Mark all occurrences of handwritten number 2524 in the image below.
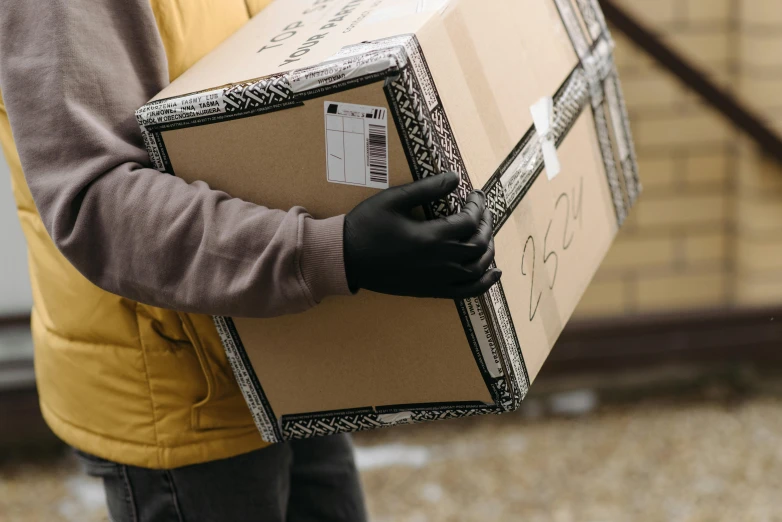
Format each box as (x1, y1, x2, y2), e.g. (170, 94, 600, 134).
(520, 177, 584, 322)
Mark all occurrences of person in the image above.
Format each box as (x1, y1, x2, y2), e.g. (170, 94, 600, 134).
(0, 0, 499, 520)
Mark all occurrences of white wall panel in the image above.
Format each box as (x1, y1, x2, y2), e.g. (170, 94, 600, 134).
(0, 148, 33, 316)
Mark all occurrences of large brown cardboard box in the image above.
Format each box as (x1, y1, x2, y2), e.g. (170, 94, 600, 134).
(137, 0, 640, 442)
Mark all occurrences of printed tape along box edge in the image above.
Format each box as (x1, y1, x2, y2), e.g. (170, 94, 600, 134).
(136, 0, 640, 443)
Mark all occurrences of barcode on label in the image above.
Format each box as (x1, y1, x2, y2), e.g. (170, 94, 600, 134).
(367, 124, 388, 185)
(324, 101, 390, 190)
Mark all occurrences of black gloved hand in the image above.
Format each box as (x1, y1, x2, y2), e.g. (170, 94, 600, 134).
(344, 171, 501, 299)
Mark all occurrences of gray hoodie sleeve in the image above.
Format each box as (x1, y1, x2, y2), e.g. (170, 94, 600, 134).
(0, 0, 351, 318)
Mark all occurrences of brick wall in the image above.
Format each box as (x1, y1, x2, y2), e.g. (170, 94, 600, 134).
(576, 0, 782, 318)
(734, 2, 782, 307)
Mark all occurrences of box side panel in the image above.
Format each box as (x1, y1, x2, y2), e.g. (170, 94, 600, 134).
(414, 0, 580, 189)
(401, 0, 621, 397)
(235, 292, 492, 417)
(493, 113, 618, 382)
(474, 0, 639, 382)
(162, 81, 496, 426)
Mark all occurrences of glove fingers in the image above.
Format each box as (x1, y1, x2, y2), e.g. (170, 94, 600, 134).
(432, 207, 493, 261)
(461, 239, 496, 281)
(384, 171, 460, 211)
(434, 240, 495, 283)
(467, 207, 494, 255)
(447, 268, 503, 299)
(427, 190, 486, 240)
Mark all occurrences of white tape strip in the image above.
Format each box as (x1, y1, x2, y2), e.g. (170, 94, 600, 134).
(530, 96, 561, 180)
(378, 412, 414, 425)
(287, 49, 404, 93)
(365, 0, 450, 24)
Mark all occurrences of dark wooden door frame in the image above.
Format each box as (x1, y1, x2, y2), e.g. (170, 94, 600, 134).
(549, 307, 782, 374)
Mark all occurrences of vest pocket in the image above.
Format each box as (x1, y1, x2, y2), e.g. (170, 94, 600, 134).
(178, 313, 216, 428)
(179, 313, 255, 430)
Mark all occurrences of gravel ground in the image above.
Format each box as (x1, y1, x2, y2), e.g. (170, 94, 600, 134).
(3, 386, 782, 521)
(357, 397, 782, 522)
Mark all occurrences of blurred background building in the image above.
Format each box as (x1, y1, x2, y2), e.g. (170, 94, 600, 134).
(0, 161, 31, 318)
(0, 130, 34, 383)
(2, 0, 782, 520)
(578, 0, 782, 317)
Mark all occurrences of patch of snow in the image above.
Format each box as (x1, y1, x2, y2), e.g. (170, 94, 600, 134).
(354, 444, 431, 470)
(548, 389, 598, 417)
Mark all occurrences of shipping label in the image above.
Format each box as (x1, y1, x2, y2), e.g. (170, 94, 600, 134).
(324, 101, 390, 189)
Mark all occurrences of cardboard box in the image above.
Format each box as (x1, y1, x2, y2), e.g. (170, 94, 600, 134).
(137, 0, 640, 442)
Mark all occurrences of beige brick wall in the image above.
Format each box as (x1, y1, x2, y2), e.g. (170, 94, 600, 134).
(575, 0, 772, 318)
(735, 144, 782, 306)
(733, 2, 782, 308)
(740, 1, 782, 25)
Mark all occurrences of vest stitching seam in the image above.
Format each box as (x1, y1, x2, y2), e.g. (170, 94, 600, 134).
(41, 401, 261, 449)
(178, 313, 217, 430)
(135, 302, 164, 467)
(33, 311, 138, 350)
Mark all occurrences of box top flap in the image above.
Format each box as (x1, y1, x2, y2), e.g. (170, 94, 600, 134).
(152, 0, 450, 101)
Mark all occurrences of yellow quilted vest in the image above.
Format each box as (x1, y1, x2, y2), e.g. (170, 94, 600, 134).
(0, 0, 274, 469)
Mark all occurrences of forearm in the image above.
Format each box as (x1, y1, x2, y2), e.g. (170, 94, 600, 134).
(51, 162, 348, 317)
(0, 0, 349, 317)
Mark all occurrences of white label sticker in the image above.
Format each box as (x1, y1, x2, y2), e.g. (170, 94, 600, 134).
(324, 101, 389, 189)
(530, 96, 562, 180)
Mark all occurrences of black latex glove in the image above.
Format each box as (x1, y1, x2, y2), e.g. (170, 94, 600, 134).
(344, 171, 501, 299)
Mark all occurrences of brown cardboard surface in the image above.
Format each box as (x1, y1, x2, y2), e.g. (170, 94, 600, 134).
(236, 293, 491, 417)
(415, 0, 579, 186)
(163, 83, 404, 216)
(493, 114, 618, 383)
(139, 0, 638, 434)
(165, 81, 493, 416)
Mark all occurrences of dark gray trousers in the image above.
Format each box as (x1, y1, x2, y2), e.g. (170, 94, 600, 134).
(75, 434, 367, 522)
